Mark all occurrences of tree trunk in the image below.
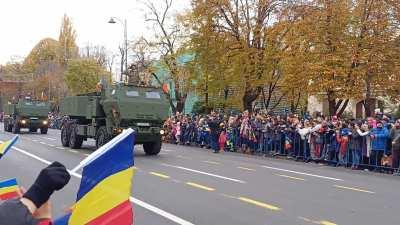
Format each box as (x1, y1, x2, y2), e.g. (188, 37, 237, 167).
(327, 92, 336, 117)
(364, 70, 373, 117)
(176, 98, 186, 113)
(174, 85, 187, 113)
(336, 99, 350, 117)
(242, 86, 261, 112)
(290, 91, 301, 113)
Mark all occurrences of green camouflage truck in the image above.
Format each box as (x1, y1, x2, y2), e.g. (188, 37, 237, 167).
(3, 99, 51, 134)
(59, 83, 169, 155)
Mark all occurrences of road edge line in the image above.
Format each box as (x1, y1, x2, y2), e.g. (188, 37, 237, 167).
(7, 144, 195, 225)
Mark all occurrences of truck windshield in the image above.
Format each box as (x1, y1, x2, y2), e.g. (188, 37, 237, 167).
(126, 91, 139, 97)
(145, 92, 161, 99)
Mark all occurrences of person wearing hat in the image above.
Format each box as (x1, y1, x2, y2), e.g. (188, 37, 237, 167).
(0, 162, 71, 225)
(208, 112, 222, 153)
(370, 121, 390, 170)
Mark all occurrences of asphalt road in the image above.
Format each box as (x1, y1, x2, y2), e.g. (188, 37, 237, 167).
(1, 123, 399, 225)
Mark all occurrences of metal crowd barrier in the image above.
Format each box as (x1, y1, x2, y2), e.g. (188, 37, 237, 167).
(167, 126, 399, 174)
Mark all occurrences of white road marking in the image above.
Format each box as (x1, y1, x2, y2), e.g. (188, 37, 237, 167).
(39, 142, 46, 145)
(44, 137, 57, 141)
(176, 155, 192, 160)
(2, 142, 195, 225)
(261, 165, 343, 181)
(164, 149, 174, 152)
(162, 163, 246, 184)
(130, 197, 194, 225)
(203, 160, 220, 165)
(32, 139, 39, 142)
(56, 147, 66, 150)
(47, 144, 56, 147)
(69, 150, 79, 154)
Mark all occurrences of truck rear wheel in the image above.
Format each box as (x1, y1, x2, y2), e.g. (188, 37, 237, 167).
(40, 127, 48, 134)
(6, 123, 12, 132)
(69, 124, 83, 149)
(143, 139, 162, 155)
(12, 122, 20, 134)
(96, 126, 110, 149)
(61, 125, 70, 147)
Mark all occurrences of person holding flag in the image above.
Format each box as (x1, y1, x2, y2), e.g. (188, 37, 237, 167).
(54, 128, 135, 225)
(0, 162, 71, 225)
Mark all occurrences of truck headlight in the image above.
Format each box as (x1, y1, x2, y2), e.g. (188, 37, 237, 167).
(160, 129, 165, 135)
(43, 120, 48, 125)
(21, 120, 26, 124)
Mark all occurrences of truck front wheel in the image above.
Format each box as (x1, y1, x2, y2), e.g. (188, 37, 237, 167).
(61, 125, 70, 147)
(96, 126, 110, 149)
(40, 127, 48, 134)
(69, 124, 83, 149)
(143, 139, 162, 155)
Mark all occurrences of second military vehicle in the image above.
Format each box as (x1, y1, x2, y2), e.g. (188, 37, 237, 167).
(60, 83, 169, 155)
(3, 98, 51, 134)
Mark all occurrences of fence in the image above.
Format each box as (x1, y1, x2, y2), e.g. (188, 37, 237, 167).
(167, 126, 400, 174)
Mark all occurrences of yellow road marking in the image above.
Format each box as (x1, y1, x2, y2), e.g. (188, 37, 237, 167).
(298, 217, 337, 225)
(186, 182, 215, 191)
(203, 160, 220, 165)
(276, 174, 306, 181)
(319, 221, 337, 225)
(237, 166, 255, 171)
(238, 197, 281, 211)
(149, 172, 170, 179)
(334, 185, 375, 194)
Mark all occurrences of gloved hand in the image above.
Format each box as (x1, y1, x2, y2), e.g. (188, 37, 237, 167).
(23, 161, 71, 208)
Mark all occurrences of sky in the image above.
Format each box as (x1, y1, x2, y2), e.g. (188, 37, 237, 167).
(0, 0, 189, 66)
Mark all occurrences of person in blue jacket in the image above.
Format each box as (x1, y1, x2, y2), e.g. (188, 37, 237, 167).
(370, 121, 390, 169)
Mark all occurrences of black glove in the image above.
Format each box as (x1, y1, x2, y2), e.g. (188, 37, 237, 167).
(23, 161, 71, 208)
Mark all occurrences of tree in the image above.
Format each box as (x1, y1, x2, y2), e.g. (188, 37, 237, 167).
(64, 59, 111, 95)
(23, 38, 60, 74)
(58, 14, 79, 66)
(349, 0, 400, 116)
(80, 43, 110, 67)
(188, 0, 289, 111)
(143, 0, 189, 113)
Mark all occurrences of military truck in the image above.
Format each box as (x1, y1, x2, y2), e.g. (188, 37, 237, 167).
(59, 83, 169, 155)
(3, 99, 51, 134)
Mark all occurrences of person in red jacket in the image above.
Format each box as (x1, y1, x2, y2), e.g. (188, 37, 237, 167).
(0, 162, 71, 225)
(219, 129, 227, 152)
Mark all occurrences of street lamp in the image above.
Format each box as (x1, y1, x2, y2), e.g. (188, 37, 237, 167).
(108, 17, 128, 82)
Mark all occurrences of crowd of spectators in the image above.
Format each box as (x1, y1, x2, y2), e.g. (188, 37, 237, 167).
(163, 110, 400, 174)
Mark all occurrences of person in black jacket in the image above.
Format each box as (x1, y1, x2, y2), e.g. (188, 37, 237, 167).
(208, 112, 221, 153)
(0, 162, 70, 225)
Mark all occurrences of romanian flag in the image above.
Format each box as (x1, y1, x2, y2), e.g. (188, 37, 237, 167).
(0, 136, 18, 159)
(55, 128, 135, 225)
(0, 178, 19, 200)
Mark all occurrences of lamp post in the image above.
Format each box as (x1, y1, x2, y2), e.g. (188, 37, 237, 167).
(108, 17, 128, 82)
